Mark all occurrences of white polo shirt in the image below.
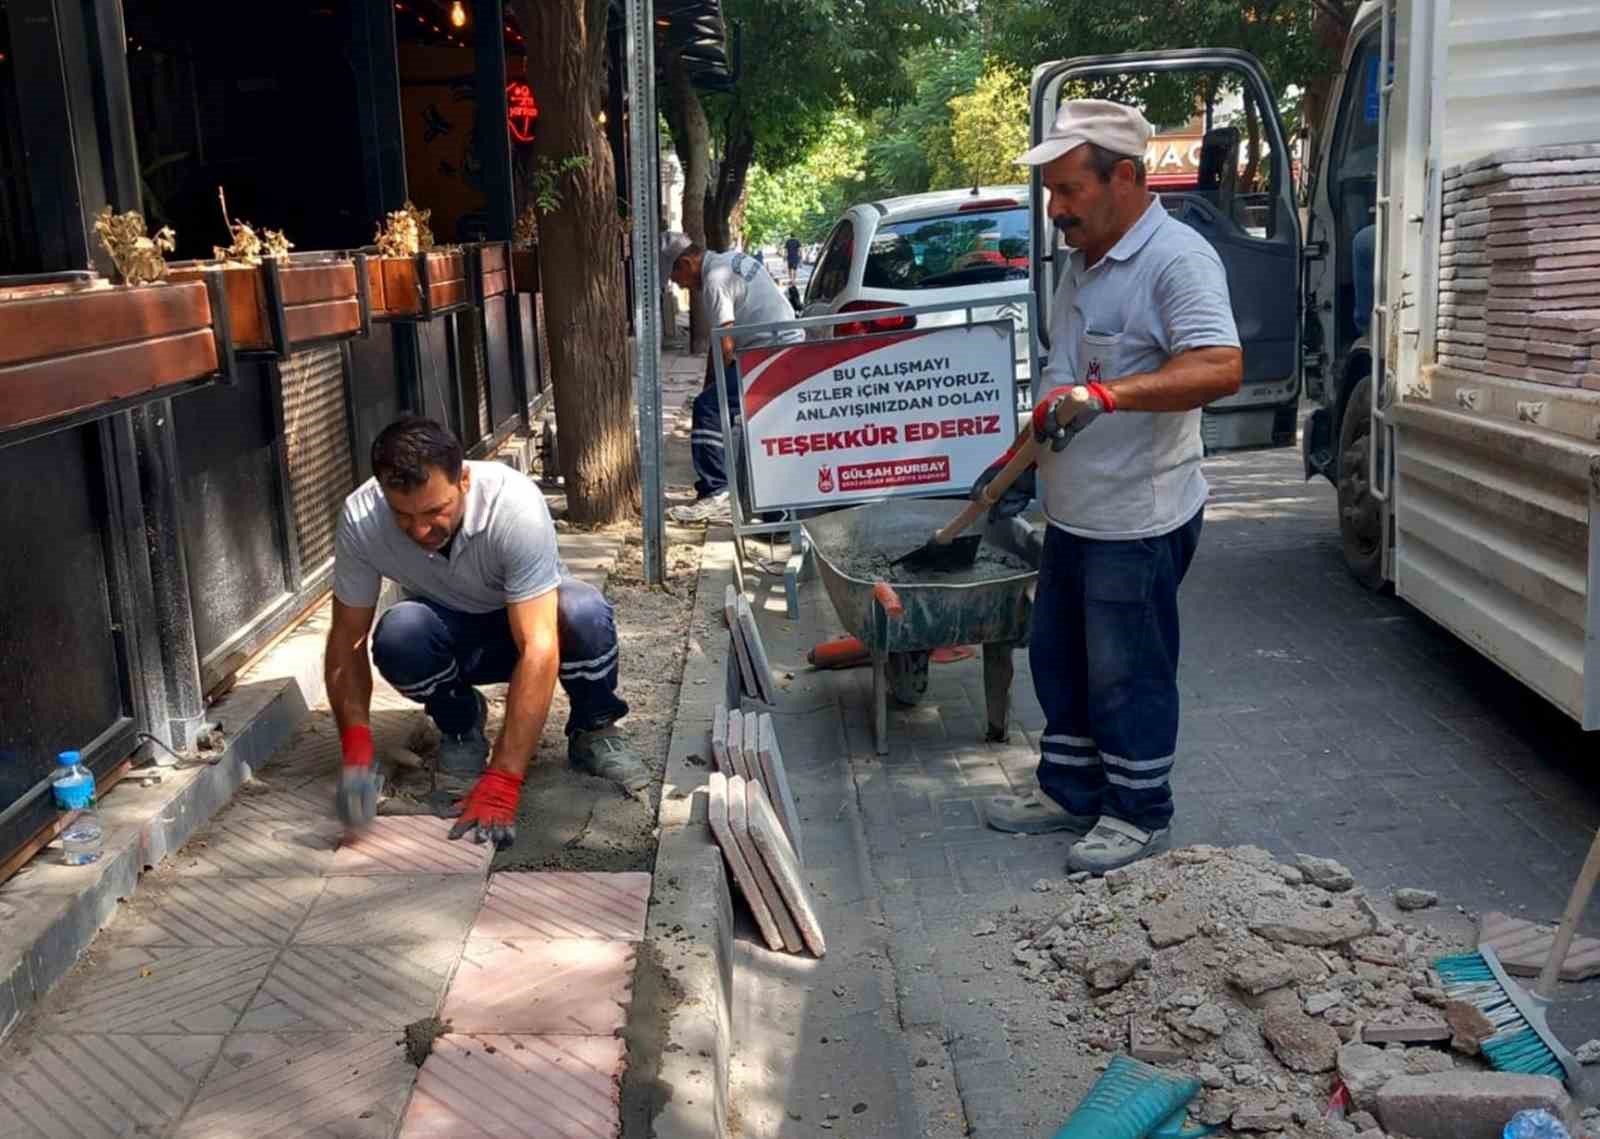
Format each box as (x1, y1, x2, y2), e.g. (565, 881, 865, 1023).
(1037, 196, 1240, 540)
(332, 461, 563, 614)
(701, 251, 804, 349)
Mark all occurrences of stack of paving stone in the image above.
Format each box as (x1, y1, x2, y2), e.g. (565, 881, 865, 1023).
(1438, 146, 1600, 390)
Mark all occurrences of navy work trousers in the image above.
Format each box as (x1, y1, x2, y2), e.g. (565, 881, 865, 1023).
(1030, 509, 1203, 833)
(690, 354, 741, 499)
(371, 579, 628, 738)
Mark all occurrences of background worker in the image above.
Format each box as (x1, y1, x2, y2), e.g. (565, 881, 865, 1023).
(976, 100, 1243, 874)
(784, 234, 803, 284)
(327, 417, 644, 849)
(660, 231, 804, 524)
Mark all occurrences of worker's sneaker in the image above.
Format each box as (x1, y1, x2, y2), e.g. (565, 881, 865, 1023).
(435, 690, 489, 794)
(982, 790, 1097, 835)
(1066, 816, 1170, 875)
(668, 491, 731, 525)
(570, 726, 651, 793)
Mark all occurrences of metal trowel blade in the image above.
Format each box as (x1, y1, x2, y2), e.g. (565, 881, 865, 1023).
(890, 532, 984, 572)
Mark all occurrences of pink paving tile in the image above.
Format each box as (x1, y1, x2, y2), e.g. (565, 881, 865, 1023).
(331, 816, 494, 876)
(443, 939, 635, 1035)
(399, 1034, 624, 1139)
(469, 872, 651, 942)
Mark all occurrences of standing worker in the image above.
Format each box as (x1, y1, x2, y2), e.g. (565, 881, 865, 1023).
(784, 234, 803, 285)
(660, 232, 804, 524)
(328, 417, 646, 849)
(977, 100, 1243, 873)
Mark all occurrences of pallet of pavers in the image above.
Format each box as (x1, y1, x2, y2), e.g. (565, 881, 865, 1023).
(1440, 144, 1600, 388)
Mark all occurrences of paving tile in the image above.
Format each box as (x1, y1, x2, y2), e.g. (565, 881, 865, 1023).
(746, 781, 826, 958)
(237, 942, 458, 1031)
(45, 946, 275, 1034)
(174, 1033, 413, 1138)
(399, 1034, 624, 1138)
(707, 772, 787, 952)
(470, 872, 651, 942)
(171, 811, 341, 877)
(113, 877, 325, 946)
(330, 816, 495, 876)
(1480, 910, 1600, 980)
(0, 1034, 224, 1138)
(295, 874, 485, 944)
(443, 939, 636, 1035)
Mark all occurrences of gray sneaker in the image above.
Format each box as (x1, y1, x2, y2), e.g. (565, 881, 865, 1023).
(570, 727, 650, 793)
(1066, 816, 1170, 875)
(982, 791, 1097, 835)
(436, 690, 489, 785)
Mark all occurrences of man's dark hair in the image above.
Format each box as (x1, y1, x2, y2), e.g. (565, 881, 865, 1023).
(371, 416, 464, 491)
(1085, 143, 1147, 186)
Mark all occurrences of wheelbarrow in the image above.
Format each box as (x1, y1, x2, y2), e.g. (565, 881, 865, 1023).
(802, 499, 1042, 755)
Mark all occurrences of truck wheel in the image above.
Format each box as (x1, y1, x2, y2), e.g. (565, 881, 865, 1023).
(887, 651, 930, 706)
(1337, 376, 1385, 591)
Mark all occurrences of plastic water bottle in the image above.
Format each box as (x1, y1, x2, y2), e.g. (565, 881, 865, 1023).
(1503, 1109, 1571, 1139)
(51, 751, 103, 866)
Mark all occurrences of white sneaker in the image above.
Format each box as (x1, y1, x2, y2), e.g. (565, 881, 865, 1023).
(668, 492, 731, 524)
(1066, 816, 1170, 874)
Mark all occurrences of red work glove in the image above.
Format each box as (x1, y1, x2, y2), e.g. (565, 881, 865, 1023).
(1031, 382, 1116, 452)
(334, 725, 378, 831)
(447, 768, 524, 849)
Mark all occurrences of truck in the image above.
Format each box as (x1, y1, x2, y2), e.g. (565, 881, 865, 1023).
(1026, 0, 1600, 731)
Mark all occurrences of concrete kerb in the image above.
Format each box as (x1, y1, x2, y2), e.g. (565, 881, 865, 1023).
(625, 530, 740, 1139)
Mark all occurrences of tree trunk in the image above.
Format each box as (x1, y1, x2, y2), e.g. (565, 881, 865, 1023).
(1242, 94, 1262, 194)
(516, 0, 641, 525)
(1301, 2, 1357, 190)
(662, 51, 711, 354)
(705, 115, 755, 252)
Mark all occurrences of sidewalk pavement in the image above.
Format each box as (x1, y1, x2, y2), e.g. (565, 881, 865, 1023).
(0, 529, 647, 1139)
(720, 440, 1600, 1136)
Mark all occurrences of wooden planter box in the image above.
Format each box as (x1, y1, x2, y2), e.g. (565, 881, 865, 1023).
(0, 272, 224, 441)
(366, 250, 470, 321)
(471, 241, 511, 305)
(168, 254, 367, 357)
(510, 246, 541, 294)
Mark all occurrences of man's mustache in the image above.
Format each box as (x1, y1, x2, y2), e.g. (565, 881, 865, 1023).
(1053, 216, 1082, 235)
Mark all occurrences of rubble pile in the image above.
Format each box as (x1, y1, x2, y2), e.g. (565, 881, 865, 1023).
(992, 844, 1520, 1139)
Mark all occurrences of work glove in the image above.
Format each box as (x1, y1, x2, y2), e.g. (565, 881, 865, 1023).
(334, 724, 379, 832)
(447, 767, 523, 849)
(1032, 382, 1116, 452)
(971, 461, 1036, 525)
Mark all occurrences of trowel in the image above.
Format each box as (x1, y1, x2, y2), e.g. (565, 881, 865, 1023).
(891, 386, 1091, 572)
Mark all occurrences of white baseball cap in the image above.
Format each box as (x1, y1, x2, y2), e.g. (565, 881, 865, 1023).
(660, 231, 694, 290)
(1015, 99, 1153, 169)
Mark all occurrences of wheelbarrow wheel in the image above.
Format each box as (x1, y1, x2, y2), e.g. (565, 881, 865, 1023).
(887, 651, 930, 706)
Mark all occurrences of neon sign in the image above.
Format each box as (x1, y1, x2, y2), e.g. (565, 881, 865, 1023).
(506, 81, 538, 143)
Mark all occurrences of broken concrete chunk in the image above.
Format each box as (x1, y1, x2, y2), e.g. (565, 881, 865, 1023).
(1263, 1007, 1341, 1073)
(1392, 888, 1438, 912)
(1338, 1041, 1407, 1112)
(1197, 1061, 1228, 1089)
(1403, 1049, 1454, 1075)
(1577, 1038, 1600, 1064)
(1230, 956, 1300, 995)
(1084, 947, 1147, 992)
(1349, 934, 1408, 967)
(1362, 1007, 1450, 1045)
(1251, 902, 1376, 947)
(1141, 900, 1201, 948)
(1196, 1090, 1237, 1126)
(1231, 845, 1278, 869)
(1374, 1072, 1576, 1139)
(1186, 1002, 1231, 1038)
(1278, 865, 1306, 886)
(1231, 1097, 1296, 1132)
(1303, 990, 1344, 1016)
(971, 920, 998, 937)
(1128, 1015, 1188, 1064)
(1441, 999, 1495, 1055)
(1296, 853, 1356, 892)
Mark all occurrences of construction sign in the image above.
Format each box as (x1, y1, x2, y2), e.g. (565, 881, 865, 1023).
(736, 321, 1015, 511)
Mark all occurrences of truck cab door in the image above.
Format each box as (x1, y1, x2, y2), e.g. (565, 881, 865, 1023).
(1028, 50, 1303, 452)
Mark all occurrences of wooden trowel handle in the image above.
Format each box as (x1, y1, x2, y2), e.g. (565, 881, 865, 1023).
(932, 387, 1090, 546)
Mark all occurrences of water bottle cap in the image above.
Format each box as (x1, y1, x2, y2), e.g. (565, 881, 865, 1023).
(57, 750, 81, 766)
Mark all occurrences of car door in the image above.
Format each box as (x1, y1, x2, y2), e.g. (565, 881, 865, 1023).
(1028, 50, 1304, 451)
(801, 218, 857, 328)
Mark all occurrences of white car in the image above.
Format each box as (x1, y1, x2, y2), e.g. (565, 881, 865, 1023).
(800, 186, 1034, 400)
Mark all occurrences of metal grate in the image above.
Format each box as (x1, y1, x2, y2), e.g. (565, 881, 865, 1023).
(280, 345, 354, 574)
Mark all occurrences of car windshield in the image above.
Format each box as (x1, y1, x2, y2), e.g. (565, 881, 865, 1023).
(862, 207, 1029, 290)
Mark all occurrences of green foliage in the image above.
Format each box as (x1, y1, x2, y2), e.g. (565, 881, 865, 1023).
(742, 112, 871, 247)
(531, 154, 593, 214)
(948, 64, 1031, 188)
(863, 40, 984, 196)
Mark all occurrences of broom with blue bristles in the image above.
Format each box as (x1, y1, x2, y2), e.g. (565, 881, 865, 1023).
(1435, 827, 1600, 1088)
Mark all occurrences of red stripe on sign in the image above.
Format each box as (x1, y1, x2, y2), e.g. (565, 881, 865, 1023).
(740, 331, 930, 422)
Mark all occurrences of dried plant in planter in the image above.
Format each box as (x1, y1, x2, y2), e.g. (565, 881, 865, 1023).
(375, 200, 436, 258)
(513, 204, 539, 248)
(213, 220, 293, 264)
(94, 206, 176, 286)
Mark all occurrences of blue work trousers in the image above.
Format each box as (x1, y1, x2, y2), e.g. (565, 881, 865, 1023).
(371, 579, 628, 738)
(691, 354, 742, 499)
(1030, 510, 1203, 832)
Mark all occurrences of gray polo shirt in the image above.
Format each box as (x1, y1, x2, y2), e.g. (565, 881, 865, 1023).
(332, 461, 563, 614)
(702, 251, 804, 349)
(1036, 196, 1240, 540)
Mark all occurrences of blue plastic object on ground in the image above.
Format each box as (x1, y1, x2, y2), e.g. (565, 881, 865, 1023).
(1051, 1055, 1217, 1139)
(1504, 1108, 1571, 1138)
